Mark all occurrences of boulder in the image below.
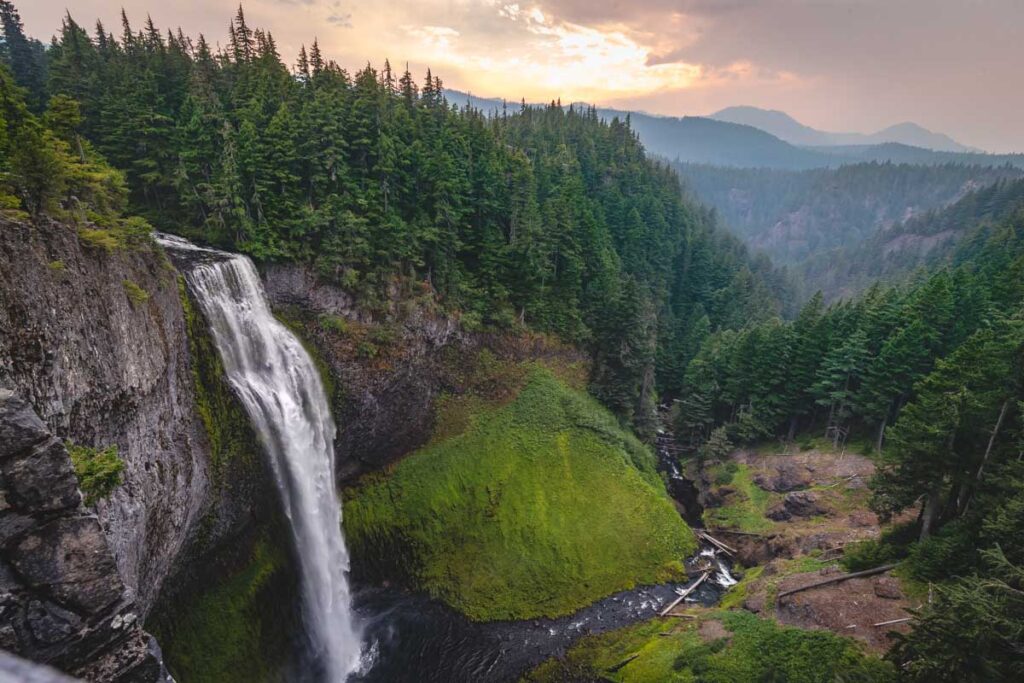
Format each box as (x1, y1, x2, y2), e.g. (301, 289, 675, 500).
(0, 391, 164, 680)
(782, 491, 826, 517)
(8, 517, 123, 614)
(2, 439, 81, 512)
(754, 462, 812, 493)
(766, 503, 792, 521)
(873, 576, 903, 600)
(0, 391, 49, 461)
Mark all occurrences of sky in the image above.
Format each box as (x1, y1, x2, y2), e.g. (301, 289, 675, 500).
(20, 1, 1024, 152)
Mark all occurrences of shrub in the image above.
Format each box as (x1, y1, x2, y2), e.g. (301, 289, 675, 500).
(904, 521, 977, 581)
(318, 314, 351, 335)
(68, 443, 124, 505)
(841, 539, 899, 572)
(368, 324, 395, 346)
(356, 340, 378, 359)
(841, 522, 917, 572)
(123, 280, 149, 305)
(78, 227, 122, 251)
(714, 459, 739, 486)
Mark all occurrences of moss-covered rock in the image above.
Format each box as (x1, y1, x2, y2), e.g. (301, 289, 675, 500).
(150, 534, 296, 683)
(343, 368, 696, 621)
(178, 276, 259, 482)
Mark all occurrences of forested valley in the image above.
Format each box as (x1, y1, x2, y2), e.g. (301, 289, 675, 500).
(1, 2, 1023, 683)
(675, 161, 1024, 301)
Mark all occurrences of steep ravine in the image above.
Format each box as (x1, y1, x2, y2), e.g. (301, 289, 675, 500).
(2, 218, 723, 681)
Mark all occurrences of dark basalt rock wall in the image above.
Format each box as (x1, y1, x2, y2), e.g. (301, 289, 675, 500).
(0, 218, 209, 615)
(0, 390, 163, 681)
(263, 263, 586, 481)
(263, 263, 468, 479)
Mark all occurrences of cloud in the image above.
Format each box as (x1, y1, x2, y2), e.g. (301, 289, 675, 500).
(326, 13, 352, 27)
(18, 0, 1024, 151)
(405, 25, 460, 50)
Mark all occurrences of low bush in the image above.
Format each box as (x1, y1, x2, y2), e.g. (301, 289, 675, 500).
(123, 280, 149, 305)
(68, 442, 124, 505)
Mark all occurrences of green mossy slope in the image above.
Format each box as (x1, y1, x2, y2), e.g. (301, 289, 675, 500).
(526, 611, 896, 682)
(343, 369, 696, 621)
(152, 537, 293, 683)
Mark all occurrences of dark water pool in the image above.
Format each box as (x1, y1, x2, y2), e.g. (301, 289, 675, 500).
(350, 550, 729, 683)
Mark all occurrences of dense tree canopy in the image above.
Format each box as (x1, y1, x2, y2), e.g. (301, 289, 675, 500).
(0, 7, 788, 436)
(674, 187, 1024, 679)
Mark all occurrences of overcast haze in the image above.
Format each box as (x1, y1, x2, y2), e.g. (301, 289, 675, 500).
(20, 1, 1024, 152)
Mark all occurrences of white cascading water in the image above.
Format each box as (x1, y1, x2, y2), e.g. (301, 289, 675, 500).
(158, 234, 362, 681)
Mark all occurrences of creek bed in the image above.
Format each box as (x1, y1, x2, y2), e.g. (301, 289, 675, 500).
(351, 542, 733, 682)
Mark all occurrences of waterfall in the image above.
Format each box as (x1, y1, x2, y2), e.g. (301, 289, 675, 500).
(158, 234, 362, 681)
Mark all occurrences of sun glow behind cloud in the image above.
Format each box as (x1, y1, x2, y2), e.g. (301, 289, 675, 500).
(21, 0, 1024, 150)
(300, 0, 794, 105)
(391, 2, 776, 101)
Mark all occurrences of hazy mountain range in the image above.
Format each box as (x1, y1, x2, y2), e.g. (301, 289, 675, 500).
(709, 105, 978, 153)
(448, 91, 1024, 170)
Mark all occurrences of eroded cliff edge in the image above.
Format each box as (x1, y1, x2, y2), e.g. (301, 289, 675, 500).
(0, 217, 208, 614)
(0, 218, 300, 679)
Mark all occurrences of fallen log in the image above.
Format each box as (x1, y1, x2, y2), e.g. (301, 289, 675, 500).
(659, 571, 711, 616)
(776, 563, 898, 601)
(697, 531, 736, 555)
(708, 529, 772, 539)
(822, 474, 859, 489)
(873, 617, 912, 627)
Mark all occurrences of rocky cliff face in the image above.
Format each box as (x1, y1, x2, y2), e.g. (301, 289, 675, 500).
(0, 219, 294, 680)
(0, 390, 163, 681)
(263, 263, 586, 481)
(263, 264, 467, 478)
(0, 218, 210, 616)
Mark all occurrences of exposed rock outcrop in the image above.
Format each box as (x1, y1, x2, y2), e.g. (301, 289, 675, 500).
(263, 263, 585, 480)
(0, 390, 163, 681)
(766, 491, 827, 521)
(0, 218, 209, 615)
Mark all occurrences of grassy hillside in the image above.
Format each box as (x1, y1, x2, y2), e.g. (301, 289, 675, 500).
(526, 611, 895, 682)
(342, 368, 696, 621)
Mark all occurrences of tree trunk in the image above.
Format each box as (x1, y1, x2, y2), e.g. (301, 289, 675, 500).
(962, 399, 1010, 515)
(920, 483, 943, 541)
(875, 417, 887, 454)
(787, 415, 798, 442)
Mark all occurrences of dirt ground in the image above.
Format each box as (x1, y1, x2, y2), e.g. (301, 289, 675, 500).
(774, 569, 915, 651)
(703, 446, 921, 652)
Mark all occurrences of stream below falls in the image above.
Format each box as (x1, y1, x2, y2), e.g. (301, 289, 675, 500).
(351, 543, 732, 683)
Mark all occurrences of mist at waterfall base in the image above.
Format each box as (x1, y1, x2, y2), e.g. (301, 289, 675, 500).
(160, 233, 733, 682)
(159, 234, 364, 681)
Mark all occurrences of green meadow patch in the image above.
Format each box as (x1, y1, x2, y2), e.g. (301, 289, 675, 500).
(343, 369, 696, 621)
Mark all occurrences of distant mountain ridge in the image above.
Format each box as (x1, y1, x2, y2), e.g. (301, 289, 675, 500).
(446, 90, 1024, 170)
(709, 105, 978, 153)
